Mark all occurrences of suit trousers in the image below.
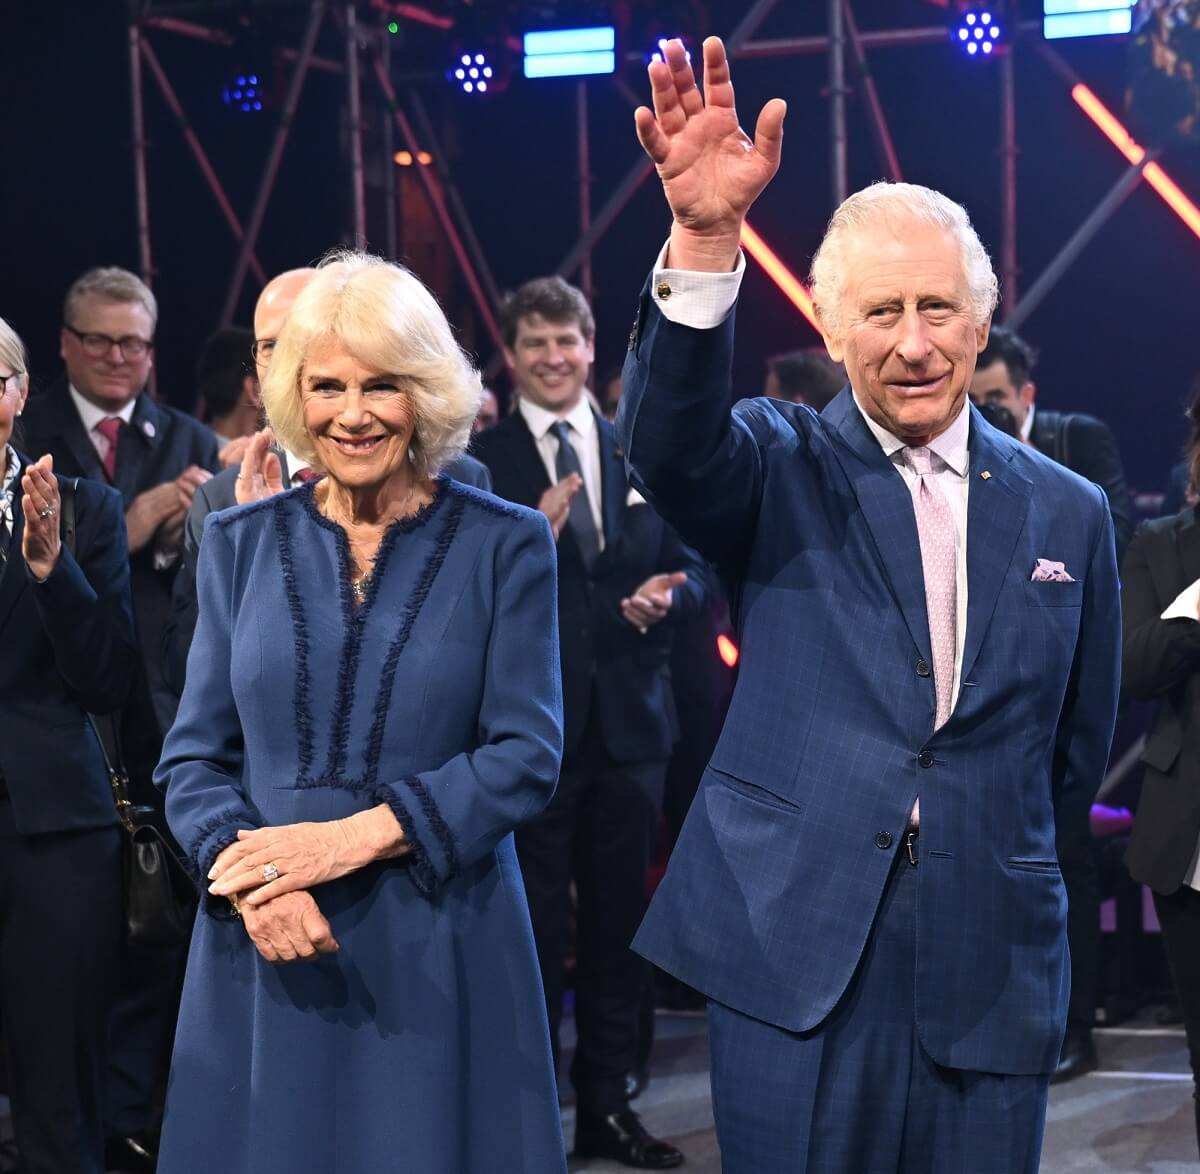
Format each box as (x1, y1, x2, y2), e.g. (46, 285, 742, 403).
(0, 799, 122, 1174)
(1152, 886, 1200, 1158)
(707, 851, 1050, 1174)
(517, 701, 665, 1117)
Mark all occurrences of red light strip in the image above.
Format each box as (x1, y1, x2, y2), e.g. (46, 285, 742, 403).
(1072, 84, 1200, 241)
(740, 220, 822, 331)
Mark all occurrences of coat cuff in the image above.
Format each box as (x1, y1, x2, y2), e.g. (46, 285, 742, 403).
(28, 548, 94, 606)
(192, 813, 261, 917)
(374, 776, 459, 896)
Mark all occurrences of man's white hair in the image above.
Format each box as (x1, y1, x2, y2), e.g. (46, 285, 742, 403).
(809, 181, 998, 339)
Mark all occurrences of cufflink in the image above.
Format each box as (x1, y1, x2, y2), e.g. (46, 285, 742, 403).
(656, 281, 672, 301)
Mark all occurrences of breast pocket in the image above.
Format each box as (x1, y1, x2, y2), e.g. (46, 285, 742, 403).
(1023, 579, 1084, 608)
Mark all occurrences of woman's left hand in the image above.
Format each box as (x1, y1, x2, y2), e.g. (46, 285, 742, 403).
(21, 455, 62, 581)
(208, 808, 405, 908)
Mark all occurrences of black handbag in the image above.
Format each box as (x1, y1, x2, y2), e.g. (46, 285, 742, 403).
(60, 479, 197, 945)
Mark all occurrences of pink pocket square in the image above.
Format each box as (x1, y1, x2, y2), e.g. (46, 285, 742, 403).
(1031, 559, 1075, 583)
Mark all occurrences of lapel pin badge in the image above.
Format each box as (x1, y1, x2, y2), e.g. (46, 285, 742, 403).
(142, 420, 156, 439)
(980, 470, 991, 481)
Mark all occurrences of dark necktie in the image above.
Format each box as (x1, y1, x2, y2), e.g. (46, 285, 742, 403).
(95, 417, 123, 483)
(550, 421, 600, 569)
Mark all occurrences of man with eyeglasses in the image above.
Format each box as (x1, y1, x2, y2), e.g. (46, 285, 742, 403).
(20, 265, 220, 1174)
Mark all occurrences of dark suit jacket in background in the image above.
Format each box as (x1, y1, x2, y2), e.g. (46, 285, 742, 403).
(1122, 510, 1200, 894)
(0, 467, 137, 833)
(160, 452, 491, 701)
(619, 284, 1121, 1076)
(473, 410, 707, 763)
(21, 379, 220, 793)
(1030, 408, 1134, 560)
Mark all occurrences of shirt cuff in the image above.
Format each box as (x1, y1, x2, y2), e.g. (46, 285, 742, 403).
(1162, 579, 1200, 621)
(651, 239, 745, 330)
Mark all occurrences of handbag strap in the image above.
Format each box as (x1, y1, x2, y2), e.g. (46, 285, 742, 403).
(59, 481, 136, 833)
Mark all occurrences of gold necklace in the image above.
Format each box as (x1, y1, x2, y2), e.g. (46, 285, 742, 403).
(341, 482, 419, 606)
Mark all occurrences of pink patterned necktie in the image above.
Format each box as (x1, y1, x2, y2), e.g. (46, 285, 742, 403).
(903, 445, 958, 732)
(94, 417, 123, 483)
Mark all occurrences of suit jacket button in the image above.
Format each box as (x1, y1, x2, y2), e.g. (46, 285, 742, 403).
(917, 750, 934, 768)
(915, 659, 931, 677)
(875, 831, 893, 850)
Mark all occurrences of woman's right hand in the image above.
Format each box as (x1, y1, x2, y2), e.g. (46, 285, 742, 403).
(235, 428, 285, 505)
(241, 889, 339, 963)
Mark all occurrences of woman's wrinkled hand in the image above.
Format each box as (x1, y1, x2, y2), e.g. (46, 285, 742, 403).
(21, 455, 62, 580)
(208, 808, 406, 908)
(241, 889, 338, 963)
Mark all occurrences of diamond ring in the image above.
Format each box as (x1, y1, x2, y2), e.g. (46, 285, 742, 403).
(261, 862, 280, 883)
(38, 507, 56, 519)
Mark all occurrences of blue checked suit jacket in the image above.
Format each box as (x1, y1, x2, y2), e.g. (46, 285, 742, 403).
(618, 283, 1121, 1076)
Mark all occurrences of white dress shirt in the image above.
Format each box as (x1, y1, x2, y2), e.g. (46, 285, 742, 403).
(1160, 579, 1200, 890)
(1021, 402, 1035, 445)
(517, 395, 605, 549)
(68, 384, 136, 463)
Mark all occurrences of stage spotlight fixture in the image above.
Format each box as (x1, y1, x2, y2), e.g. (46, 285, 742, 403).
(953, 4, 1004, 58)
(222, 72, 264, 113)
(451, 49, 498, 95)
(523, 26, 616, 78)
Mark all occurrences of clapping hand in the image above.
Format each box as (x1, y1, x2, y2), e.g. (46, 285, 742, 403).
(537, 474, 583, 540)
(621, 571, 688, 633)
(235, 428, 285, 505)
(21, 455, 62, 580)
(635, 36, 786, 271)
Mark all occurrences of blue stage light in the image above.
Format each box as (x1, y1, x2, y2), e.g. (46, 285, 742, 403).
(523, 25, 616, 78)
(953, 5, 1004, 58)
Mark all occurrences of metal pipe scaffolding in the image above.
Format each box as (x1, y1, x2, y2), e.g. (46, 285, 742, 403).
(219, 1, 326, 325)
(129, 17, 153, 285)
(345, 2, 367, 250)
(139, 37, 268, 285)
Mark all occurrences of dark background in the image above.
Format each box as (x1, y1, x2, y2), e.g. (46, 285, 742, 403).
(5, 0, 1198, 495)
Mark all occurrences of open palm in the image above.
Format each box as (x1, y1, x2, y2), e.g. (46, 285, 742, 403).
(635, 37, 786, 239)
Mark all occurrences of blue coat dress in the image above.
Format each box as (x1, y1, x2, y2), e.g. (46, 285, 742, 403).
(154, 478, 567, 1174)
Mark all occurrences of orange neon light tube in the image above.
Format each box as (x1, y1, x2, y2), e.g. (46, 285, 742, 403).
(740, 220, 821, 331)
(1072, 84, 1200, 241)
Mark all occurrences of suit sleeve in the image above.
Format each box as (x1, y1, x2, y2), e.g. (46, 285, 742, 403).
(28, 483, 138, 714)
(617, 278, 765, 569)
(371, 512, 563, 896)
(1050, 487, 1121, 820)
(1070, 416, 1134, 563)
(659, 523, 709, 623)
(1121, 523, 1200, 699)
(154, 516, 263, 902)
(159, 479, 215, 699)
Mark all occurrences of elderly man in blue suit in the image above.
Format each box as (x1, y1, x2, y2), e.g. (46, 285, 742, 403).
(618, 38, 1121, 1173)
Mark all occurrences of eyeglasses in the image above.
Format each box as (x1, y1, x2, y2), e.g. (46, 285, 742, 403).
(64, 324, 154, 359)
(251, 339, 276, 363)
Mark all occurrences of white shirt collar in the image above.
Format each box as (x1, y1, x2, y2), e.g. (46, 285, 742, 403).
(1020, 402, 1035, 444)
(68, 383, 137, 433)
(851, 391, 970, 478)
(518, 393, 596, 444)
(283, 448, 309, 478)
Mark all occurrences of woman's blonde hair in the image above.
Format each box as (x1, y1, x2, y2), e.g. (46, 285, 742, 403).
(260, 251, 483, 479)
(809, 181, 999, 340)
(0, 317, 29, 392)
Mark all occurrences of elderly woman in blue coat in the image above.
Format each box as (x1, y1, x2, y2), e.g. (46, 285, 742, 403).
(155, 252, 566, 1173)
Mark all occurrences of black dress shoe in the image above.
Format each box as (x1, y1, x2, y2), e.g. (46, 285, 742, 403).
(1051, 1025, 1098, 1084)
(103, 1131, 159, 1173)
(575, 1107, 683, 1169)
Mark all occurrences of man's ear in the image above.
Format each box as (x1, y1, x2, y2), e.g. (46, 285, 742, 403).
(820, 318, 845, 364)
(1022, 380, 1037, 409)
(502, 347, 517, 371)
(975, 316, 991, 354)
(243, 373, 262, 410)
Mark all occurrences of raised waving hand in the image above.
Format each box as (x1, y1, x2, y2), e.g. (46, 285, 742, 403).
(635, 36, 786, 271)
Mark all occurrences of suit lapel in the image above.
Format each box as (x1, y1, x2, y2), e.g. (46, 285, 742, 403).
(47, 382, 106, 483)
(597, 415, 626, 554)
(114, 393, 164, 504)
(0, 499, 27, 636)
(959, 410, 1032, 687)
(827, 392, 931, 662)
(506, 413, 554, 503)
(1175, 507, 1200, 595)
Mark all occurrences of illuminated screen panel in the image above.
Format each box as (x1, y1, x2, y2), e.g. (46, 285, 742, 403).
(1043, 0, 1134, 40)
